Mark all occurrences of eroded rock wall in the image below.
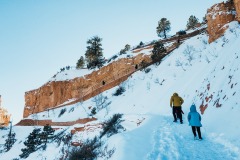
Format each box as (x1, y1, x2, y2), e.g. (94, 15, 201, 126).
(15, 117, 96, 126)
(234, 0, 240, 21)
(24, 53, 151, 118)
(207, 1, 237, 43)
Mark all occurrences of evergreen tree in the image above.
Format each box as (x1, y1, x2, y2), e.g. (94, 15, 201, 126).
(227, 0, 234, 4)
(186, 15, 199, 30)
(202, 16, 207, 24)
(119, 49, 126, 55)
(76, 56, 85, 69)
(156, 18, 171, 39)
(119, 44, 131, 55)
(91, 107, 97, 116)
(136, 41, 144, 49)
(139, 60, 149, 72)
(151, 41, 166, 65)
(20, 128, 42, 158)
(139, 41, 144, 46)
(41, 124, 55, 150)
(85, 36, 105, 69)
(100, 114, 124, 138)
(4, 121, 16, 152)
(124, 44, 131, 51)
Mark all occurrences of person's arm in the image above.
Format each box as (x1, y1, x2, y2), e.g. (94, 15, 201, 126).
(187, 113, 191, 122)
(170, 96, 173, 107)
(180, 97, 184, 105)
(199, 113, 201, 121)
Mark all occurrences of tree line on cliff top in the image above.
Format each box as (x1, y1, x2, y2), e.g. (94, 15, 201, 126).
(76, 15, 201, 70)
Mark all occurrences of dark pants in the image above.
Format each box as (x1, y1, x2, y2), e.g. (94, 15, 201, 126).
(172, 106, 182, 122)
(191, 126, 202, 139)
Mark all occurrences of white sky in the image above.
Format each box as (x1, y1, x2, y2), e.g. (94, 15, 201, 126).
(0, 0, 222, 123)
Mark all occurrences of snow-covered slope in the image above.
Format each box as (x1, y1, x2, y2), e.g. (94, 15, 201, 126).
(1, 21, 240, 160)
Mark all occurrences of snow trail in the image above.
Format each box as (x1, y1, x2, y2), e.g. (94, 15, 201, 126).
(147, 116, 239, 160)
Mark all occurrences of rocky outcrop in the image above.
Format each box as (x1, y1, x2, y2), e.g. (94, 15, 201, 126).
(23, 53, 151, 118)
(15, 117, 96, 126)
(206, 1, 237, 43)
(71, 123, 102, 135)
(234, 0, 240, 21)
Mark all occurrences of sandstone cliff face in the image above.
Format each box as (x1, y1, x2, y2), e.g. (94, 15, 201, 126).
(15, 117, 96, 126)
(24, 53, 151, 118)
(206, 1, 238, 43)
(234, 0, 240, 21)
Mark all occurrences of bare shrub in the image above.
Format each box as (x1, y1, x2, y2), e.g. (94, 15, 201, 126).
(144, 68, 151, 73)
(100, 114, 125, 138)
(183, 45, 195, 65)
(205, 55, 210, 63)
(175, 59, 186, 71)
(154, 78, 165, 85)
(68, 138, 115, 160)
(68, 137, 102, 160)
(113, 86, 125, 96)
(92, 94, 111, 111)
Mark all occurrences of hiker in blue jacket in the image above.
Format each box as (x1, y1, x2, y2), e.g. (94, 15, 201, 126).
(188, 104, 203, 140)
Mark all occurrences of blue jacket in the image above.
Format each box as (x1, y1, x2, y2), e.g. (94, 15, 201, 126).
(187, 104, 202, 127)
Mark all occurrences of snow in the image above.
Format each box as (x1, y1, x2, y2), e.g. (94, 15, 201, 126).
(1, 21, 240, 160)
(185, 24, 207, 34)
(146, 116, 239, 160)
(48, 67, 92, 82)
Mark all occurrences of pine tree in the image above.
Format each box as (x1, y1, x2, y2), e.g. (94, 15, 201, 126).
(151, 41, 166, 65)
(91, 107, 97, 116)
(41, 124, 55, 150)
(4, 121, 16, 152)
(120, 44, 131, 55)
(139, 60, 148, 72)
(186, 15, 199, 30)
(139, 41, 144, 46)
(227, 0, 234, 4)
(85, 36, 105, 69)
(20, 128, 42, 158)
(202, 16, 207, 24)
(124, 44, 131, 51)
(156, 18, 171, 39)
(76, 56, 85, 69)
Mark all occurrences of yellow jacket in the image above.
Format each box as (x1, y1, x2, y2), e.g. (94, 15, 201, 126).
(170, 93, 184, 107)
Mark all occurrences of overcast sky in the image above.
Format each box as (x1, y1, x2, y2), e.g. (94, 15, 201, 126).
(0, 0, 222, 124)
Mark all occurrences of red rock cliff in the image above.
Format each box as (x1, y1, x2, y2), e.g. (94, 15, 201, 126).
(206, 1, 238, 43)
(23, 53, 151, 118)
(234, 0, 240, 21)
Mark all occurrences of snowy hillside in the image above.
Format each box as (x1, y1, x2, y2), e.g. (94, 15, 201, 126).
(1, 21, 240, 160)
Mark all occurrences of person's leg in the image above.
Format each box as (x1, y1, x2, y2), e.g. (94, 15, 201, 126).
(191, 126, 197, 138)
(176, 107, 183, 123)
(172, 107, 177, 122)
(196, 127, 202, 139)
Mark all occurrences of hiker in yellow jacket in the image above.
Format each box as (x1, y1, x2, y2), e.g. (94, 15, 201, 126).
(170, 92, 184, 123)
